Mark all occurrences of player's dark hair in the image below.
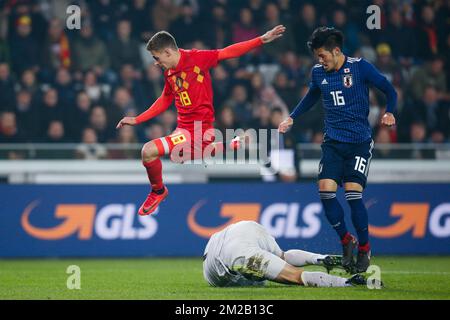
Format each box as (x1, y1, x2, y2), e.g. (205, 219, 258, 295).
(307, 27, 344, 52)
(146, 31, 178, 52)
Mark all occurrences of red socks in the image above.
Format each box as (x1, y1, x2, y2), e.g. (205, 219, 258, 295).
(341, 232, 371, 252)
(143, 158, 164, 191)
(340, 232, 354, 245)
(358, 243, 371, 253)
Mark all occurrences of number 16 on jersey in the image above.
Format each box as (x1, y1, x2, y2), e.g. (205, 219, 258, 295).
(331, 91, 345, 106)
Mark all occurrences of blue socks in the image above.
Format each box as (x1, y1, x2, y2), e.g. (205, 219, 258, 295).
(345, 190, 369, 246)
(320, 190, 370, 248)
(319, 191, 348, 239)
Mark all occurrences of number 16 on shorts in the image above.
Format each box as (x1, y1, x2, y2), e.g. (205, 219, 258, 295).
(354, 156, 368, 175)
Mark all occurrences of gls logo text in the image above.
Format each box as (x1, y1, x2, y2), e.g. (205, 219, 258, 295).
(188, 201, 450, 239)
(187, 200, 322, 239)
(370, 203, 450, 238)
(21, 201, 158, 240)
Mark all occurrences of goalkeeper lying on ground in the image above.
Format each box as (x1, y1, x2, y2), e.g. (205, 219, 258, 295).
(203, 221, 366, 287)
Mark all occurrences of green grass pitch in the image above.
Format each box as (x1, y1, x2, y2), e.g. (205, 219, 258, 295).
(1, 257, 449, 300)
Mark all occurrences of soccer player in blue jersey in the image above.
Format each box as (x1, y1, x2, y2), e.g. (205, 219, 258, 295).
(278, 27, 397, 273)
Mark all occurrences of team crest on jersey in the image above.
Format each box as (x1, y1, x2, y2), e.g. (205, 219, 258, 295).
(344, 68, 350, 73)
(343, 74, 353, 88)
(176, 77, 183, 89)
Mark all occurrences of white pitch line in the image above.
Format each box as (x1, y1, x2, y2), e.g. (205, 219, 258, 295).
(381, 271, 450, 275)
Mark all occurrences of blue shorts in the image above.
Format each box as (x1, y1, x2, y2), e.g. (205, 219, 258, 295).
(318, 138, 374, 189)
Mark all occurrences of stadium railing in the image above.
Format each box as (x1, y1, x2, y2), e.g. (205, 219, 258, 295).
(0, 143, 449, 183)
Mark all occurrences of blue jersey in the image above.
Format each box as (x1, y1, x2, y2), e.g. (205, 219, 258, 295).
(290, 56, 397, 143)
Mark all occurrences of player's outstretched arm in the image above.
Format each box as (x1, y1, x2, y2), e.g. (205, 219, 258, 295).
(260, 24, 286, 43)
(217, 25, 285, 61)
(360, 59, 397, 127)
(283, 83, 321, 131)
(116, 92, 173, 129)
(116, 116, 137, 129)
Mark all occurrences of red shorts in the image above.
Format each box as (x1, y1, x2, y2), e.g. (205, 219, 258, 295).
(153, 123, 221, 162)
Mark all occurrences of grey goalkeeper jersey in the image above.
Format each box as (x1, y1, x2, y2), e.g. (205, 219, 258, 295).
(202, 224, 263, 287)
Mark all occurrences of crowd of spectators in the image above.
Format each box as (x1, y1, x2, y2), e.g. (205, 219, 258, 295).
(0, 0, 449, 160)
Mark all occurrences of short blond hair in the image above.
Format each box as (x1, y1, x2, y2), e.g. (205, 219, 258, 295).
(146, 31, 178, 52)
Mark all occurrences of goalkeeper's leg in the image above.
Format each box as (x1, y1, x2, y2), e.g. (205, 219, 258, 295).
(275, 262, 366, 287)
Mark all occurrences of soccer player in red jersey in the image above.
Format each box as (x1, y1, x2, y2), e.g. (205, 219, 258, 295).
(116, 25, 286, 216)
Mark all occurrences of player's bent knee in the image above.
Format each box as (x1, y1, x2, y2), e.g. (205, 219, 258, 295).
(344, 182, 363, 192)
(231, 254, 270, 282)
(318, 179, 338, 192)
(233, 251, 288, 284)
(231, 257, 261, 281)
(142, 141, 159, 162)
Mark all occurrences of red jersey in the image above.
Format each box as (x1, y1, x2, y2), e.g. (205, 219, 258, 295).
(134, 37, 262, 127)
(162, 49, 219, 129)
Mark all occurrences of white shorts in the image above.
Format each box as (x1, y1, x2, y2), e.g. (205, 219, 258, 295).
(204, 221, 286, 286)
